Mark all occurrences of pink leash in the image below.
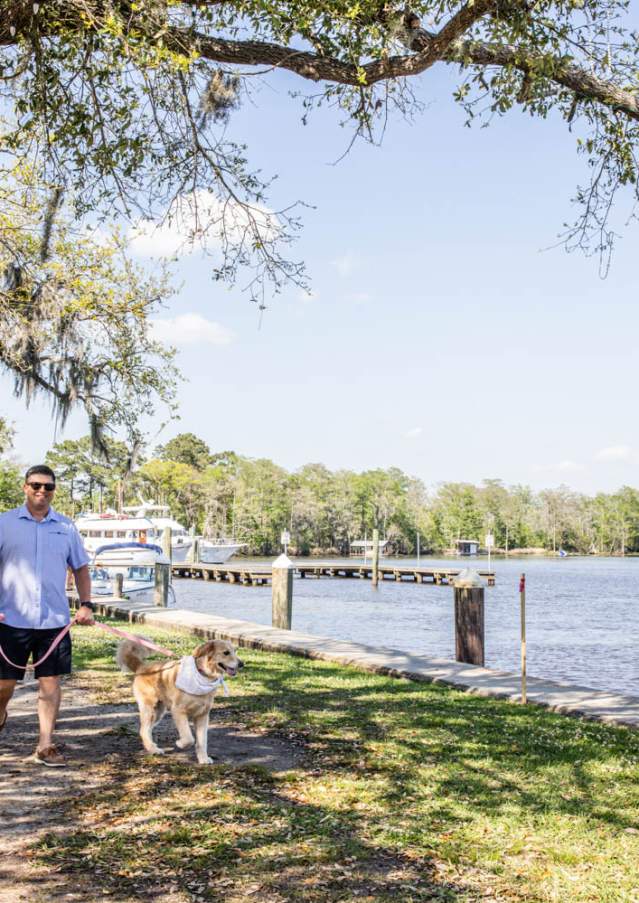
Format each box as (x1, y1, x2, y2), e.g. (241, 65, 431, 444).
(0, 617, 176, 671)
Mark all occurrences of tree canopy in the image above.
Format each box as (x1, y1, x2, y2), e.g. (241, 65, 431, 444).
(2, 0, 638, 284)
(0, 416, 14, 456)
(37, 430, 639, 556)
(2, 0, 638, 435)
(155, 432, 212, 470)
(0, 415, 22, 508)
(45, 434, 135, 512)
(0, 165, 178, 445)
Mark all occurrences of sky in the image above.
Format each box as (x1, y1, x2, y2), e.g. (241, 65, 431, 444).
(2, 63, 638, 495)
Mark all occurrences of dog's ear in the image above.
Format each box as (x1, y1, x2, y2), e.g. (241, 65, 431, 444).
(193, 640, 215, 659)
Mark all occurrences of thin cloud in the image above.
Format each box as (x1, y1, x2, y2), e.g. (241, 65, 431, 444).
(129, 190, 280, 258)
(557, 459, 584, 473)
(595, 445, 632, 462)
(330, 252, 359, 277)
(404, 427, 423, 439)
(297, 290, 320, 305)
(533, 460, 585, 474)
(344, 292, 371, 304)
(150, 314, 234, 346)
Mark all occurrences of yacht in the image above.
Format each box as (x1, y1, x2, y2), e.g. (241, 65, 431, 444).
(90, 542, 174, 605)
(122, 502, 194, 562)
(122, 500, 246, 564)
(75, 509, 159, 555)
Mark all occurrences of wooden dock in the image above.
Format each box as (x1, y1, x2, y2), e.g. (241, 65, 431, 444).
(172, 562, 496, 587)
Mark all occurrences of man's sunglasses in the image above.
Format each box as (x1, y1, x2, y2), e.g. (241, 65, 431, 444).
(27, 481, 56, 491)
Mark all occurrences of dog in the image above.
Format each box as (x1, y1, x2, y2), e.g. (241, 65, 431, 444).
(117, 637, 244, 764)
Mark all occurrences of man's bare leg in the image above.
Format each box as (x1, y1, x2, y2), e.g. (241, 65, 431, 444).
(37, 676, 61, 749)
(0, 678, 17, 727)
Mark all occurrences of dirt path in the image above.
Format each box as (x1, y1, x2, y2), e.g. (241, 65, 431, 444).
(0, 676, 301, 903)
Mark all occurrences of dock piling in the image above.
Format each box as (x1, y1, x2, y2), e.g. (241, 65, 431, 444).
(161, 526, 172, 564)
(371, 529, 379, 588)
(453, 569, 485, 666)
(113, 572, 124, 600)
(154, 562, 170, 607)
(272, 554, 293, 629)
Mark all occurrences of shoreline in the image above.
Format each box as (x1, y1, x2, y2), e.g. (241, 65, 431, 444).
(77, 597, 639, 730)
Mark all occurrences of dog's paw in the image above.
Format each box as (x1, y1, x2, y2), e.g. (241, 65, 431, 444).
(176, 737, 195, 749)
(196, 756, 214, 765)
(145, 746, 167, 756)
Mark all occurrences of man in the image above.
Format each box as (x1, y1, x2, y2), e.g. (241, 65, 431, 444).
(0, 465, 94, 766)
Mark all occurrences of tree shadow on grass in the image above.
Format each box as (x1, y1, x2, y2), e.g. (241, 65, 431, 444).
(19, 631, 638, 901)
(32, 755, 472, 903)
(228, 653, 639, 831)
(16, 748, 471, 901)
(4, 677, 467, 901)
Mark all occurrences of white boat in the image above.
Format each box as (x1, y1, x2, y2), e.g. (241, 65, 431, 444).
(350, 538, 390, 558)
(122, 500, 246, 564)
(122, 502, 194, 562)
(76, 509, 159, 555)
(197, 538, 247, 565)
(90, 542, 173, 605)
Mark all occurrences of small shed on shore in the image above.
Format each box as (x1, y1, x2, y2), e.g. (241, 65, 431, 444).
(455, 539, 480, 556)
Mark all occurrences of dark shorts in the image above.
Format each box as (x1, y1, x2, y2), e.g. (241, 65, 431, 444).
(0, 623, 72, 681)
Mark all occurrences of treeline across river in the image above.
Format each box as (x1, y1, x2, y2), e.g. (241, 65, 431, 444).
(0, 427, 636, 557)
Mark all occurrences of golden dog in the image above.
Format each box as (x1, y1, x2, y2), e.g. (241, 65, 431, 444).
(117, 638, 243, 764)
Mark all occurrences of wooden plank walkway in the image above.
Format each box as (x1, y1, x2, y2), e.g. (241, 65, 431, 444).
(171, 562, 496, 587)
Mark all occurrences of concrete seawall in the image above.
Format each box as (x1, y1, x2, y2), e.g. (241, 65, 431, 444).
(80, 598, 639, 730)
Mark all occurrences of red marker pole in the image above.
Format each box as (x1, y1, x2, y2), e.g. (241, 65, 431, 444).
(519, 573, 527, 704)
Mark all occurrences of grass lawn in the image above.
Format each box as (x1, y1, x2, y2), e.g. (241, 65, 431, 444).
(34, 622, 639, 902)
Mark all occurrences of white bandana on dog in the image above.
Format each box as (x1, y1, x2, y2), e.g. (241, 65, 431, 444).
(175, 655, 229, 696)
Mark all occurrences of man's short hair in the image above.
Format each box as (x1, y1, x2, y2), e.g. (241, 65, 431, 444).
(24, 464, 56, 483)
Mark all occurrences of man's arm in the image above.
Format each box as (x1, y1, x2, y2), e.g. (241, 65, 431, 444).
(73, 565, 94, 625)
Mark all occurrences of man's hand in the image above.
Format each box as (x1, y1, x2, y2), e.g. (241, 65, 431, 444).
(76, 605, 94, 626)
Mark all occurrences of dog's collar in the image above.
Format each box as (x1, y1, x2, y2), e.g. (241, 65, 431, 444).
(175, 656, 230, 696)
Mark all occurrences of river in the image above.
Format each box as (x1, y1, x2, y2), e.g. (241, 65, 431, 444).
(172, 555, 638, 697)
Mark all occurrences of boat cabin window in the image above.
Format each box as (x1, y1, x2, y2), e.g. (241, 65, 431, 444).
(127, 566, 154, 582)
(89, 530, 102, 538)
(89, 567, 110, 582)
(116, 530, 127, 538)
(104, 530, 114, 538)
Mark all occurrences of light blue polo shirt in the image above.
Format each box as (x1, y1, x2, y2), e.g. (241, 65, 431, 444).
(0, 505, 89, 629)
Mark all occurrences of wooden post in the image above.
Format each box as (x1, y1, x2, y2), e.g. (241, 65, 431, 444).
(161, 526, 172, 563)
(371, 528, 379, 588)
(154, 562, 170, 607)
(520, 573, 527, 704)
(192, 538, 200, 564)
(272, 553, 293, 630)
(453, 569, 485, 666)
(113, 572, 124, 600)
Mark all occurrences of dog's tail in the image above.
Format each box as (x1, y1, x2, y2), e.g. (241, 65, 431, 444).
(116, 638, 153, 674)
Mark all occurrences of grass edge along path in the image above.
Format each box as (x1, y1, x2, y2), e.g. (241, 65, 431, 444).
(29, 621, 639, 903)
